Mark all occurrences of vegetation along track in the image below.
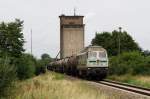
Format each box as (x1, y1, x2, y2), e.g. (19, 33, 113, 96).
(97, 79, 150, 97)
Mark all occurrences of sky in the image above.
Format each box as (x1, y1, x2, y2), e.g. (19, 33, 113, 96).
(0, 0, 150, 58)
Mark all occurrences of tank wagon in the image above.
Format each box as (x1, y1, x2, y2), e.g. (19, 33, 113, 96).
(47, 45, 108, 79)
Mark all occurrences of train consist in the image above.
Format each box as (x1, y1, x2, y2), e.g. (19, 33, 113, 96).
(47, 45, 108, 79)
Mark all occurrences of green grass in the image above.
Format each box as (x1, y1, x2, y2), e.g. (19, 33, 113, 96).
(108, 75, 150, 88)
(51, 72, 65, 80)
(12, 72, 119, 99)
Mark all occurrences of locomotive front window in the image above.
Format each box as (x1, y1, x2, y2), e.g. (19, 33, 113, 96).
(88, 51, 97, 58)
(99, 51, 106, 58)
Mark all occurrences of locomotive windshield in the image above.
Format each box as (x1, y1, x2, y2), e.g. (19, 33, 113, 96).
(88, 51, 97, 58)
(88, 51, 107, 59)
(99, 51, 106, 58)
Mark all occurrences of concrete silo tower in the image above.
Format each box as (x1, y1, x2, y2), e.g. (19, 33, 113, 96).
(59, 14, 85, 58)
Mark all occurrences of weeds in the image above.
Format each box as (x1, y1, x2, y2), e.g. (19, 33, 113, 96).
(108, 75, 150, 88)
(15, 72, 116, 99)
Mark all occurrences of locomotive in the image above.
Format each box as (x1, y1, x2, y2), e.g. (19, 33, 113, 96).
(47, 45, 108, 79)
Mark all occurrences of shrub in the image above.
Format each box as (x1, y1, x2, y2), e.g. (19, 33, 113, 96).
(0, 58, 16, 98)
(35, 60, 46, 75)
(109, 51, 150, 75)
(16, 54, 36, 80)
(35, 53, 51, 75)
(133, 56, 150, 75)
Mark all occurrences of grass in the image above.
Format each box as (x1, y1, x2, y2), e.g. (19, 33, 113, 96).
(108, 75, 150, 88)
(12, 72, 118, 99)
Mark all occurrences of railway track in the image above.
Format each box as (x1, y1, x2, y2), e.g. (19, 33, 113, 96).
(51, 72, 150, 97)
(97, 79, 150, 97)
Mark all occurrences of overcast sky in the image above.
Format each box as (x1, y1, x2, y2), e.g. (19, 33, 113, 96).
(0, 0, 150, 58)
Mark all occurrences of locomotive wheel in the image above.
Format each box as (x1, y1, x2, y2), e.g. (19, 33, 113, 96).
(62, 66, 64, 73)
(71, 66, 77, 76)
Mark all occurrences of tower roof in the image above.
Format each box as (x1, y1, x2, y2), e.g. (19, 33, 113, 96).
(59, 14, 84, 18)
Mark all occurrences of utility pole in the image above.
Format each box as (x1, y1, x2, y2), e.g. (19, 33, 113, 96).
(118, 27, 122, 56)
(118, 27, 122, 64)
(31, 29, 33, 54)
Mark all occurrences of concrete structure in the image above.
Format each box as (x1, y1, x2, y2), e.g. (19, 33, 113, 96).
(59, 14, 85, 58)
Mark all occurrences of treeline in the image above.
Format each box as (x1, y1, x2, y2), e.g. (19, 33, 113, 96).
(0, 19, 51, 98)
(92, 29, 150, 76)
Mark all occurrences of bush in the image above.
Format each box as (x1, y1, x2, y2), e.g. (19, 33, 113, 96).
(109, 51, 150, 75)
(0, 58, 16, 98)
(16, 54, 36, 80)
(35, 60, 46, 75)
(133, 56, 150, 75)
(35, 53, 51, 75)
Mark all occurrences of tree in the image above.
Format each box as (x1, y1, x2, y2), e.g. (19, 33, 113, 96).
(92, 32, 113, 56)
(142, 50, 150, 56)
(41, 53, 51, 60)
(41, 53, 51, 66)
(91, 29, 141, 56)
(0, 19, 25, 58)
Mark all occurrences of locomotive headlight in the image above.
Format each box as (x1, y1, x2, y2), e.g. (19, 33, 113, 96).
(88, 68, 91, 70)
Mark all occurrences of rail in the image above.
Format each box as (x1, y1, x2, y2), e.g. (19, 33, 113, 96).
(97, 79, 150, 96)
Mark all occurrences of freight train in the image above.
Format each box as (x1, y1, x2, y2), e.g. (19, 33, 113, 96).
(47, 45, 108, 79)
